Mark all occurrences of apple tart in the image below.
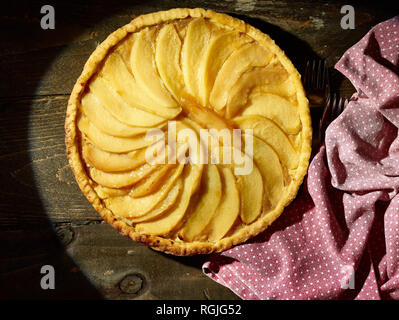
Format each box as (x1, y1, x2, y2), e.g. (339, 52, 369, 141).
(65, 8, 311, 255)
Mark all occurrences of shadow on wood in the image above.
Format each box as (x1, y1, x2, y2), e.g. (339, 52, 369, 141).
(0, 1, 120, 300)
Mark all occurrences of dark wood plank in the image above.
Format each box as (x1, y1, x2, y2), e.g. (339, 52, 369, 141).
(0, 95, 100, 228)
(1, 1, 395, 97)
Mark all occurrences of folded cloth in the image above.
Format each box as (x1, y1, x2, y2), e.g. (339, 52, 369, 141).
(203, 16, 399, 300)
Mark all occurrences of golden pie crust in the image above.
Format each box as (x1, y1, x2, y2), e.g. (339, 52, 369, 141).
(65, 8, 311, 255)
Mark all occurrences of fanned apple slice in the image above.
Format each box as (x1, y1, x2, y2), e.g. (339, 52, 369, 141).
(181, 18, 212, 103)
(81, 92, 162, 137)
(252, 71, 297, 99)
(179, 95, 231, 132)
(178, 164, 222, 241)
(89, 76, 166, 127)
(289, 130, 302, 151)
(247, 134, 284, 207)
(236, 168, 264, 224)
(130, 28, 178, 109)
(226, 65, 289, 118)
(100, 52, 181, 119)
(231, 148, 264, 225)
(135, 163, 203, 236)
(128, 164, 184, 215)
(234, 115, 298, 169)
(114, 33, 136, 65)
(180, 117, 227, 167)
(77, 116, 160, 153)
(89, 163, 159, 189)
(161, 120, 205, 166)
(202, 142, 263, 225)
(105, 165, 184, 218)
(82, 141, 147, 172)
(209, 42, 272, 110)
(241, 93, 301, 134)
(199, 31, 251, 107)
(130, 164, 175, 198)
(93, 185, 130, 199)
(129, 178, 183, 223)
(155, 23, 186, 100)
(203, 167, 240, 241)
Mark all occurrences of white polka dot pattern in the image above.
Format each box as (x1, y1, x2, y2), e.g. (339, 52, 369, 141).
(203, 16, 399, 300)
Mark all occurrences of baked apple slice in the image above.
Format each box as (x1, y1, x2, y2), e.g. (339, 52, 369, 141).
(93, 185, 130, 199)
(101, 51, 181, 119)
(234, 115, 298, 169)
(81, 92, 161, 137)
(248, 134, 284, 207)
(155, 23, 186, 100)
(77, 116, 161, 153)
(199, 31, 251, 107)
(135, 163, 203, 236)
(130, 27, 178, 109)
(104, 164, 184, 218)
(82, 141, 147, 172)
(203, 166, 240, 241)
(89, 76, 166, 127)
(178, 164, 222, 241)
(181, 18, 212, 104)
(241, 93, 301, 134)
(226, 65, 289, 118)
(209, 42, 272, 111)
(130, 164, 175, 198)
(233, 152, 264, 224)
(129, 178, 183, 223)
(88, 163, 159, 189)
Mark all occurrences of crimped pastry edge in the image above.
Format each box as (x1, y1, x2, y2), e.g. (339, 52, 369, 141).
(65, 8, 312, 256)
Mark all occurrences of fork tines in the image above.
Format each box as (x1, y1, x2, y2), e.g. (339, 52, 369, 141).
(303, 59, 330, 106)
(304, 60, 328, 90)
(318, 93, 349, 142)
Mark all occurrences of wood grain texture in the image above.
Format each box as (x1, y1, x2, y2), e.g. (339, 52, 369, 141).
(1, 224, 238, 299)
(0, 0, 396, 300)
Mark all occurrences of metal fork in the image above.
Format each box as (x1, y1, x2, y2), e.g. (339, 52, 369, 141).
(318, 93, 349, 144)
(303, 59, 330, 107)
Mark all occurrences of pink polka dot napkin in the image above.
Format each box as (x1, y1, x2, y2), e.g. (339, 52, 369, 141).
(203, 16, 399, 300)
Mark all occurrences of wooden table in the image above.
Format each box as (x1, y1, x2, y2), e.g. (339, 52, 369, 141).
(0, 0, 396, 299)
